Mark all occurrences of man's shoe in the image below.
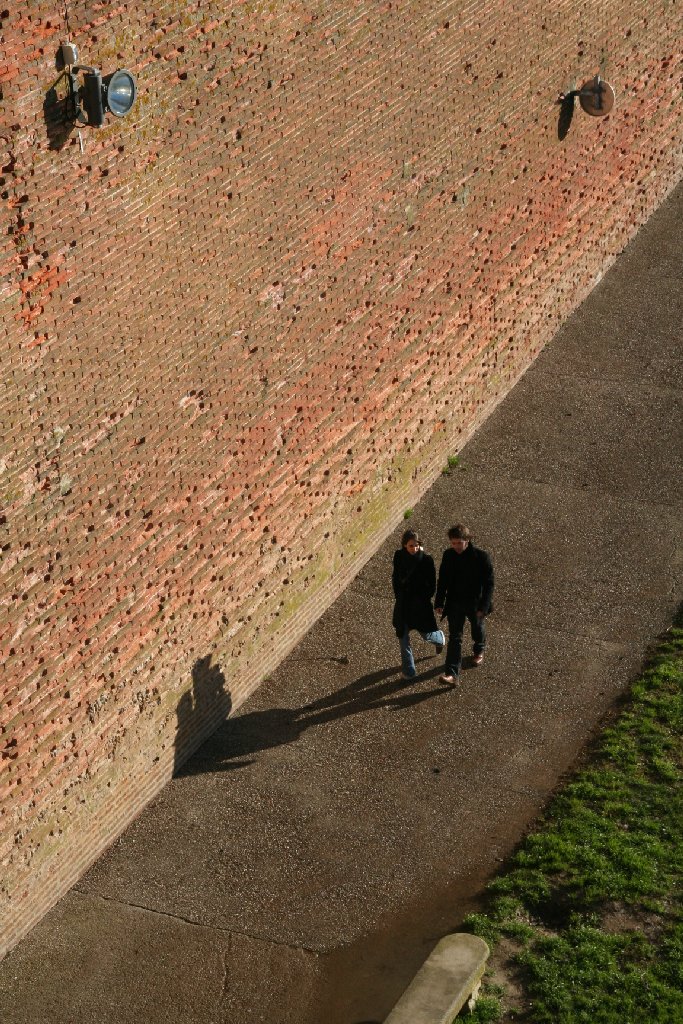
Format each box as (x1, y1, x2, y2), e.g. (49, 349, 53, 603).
(472, 653, 484, 666)
(440, 673, 456, 684)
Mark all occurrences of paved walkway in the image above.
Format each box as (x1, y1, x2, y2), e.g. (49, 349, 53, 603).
(1, 182, 681, 1024)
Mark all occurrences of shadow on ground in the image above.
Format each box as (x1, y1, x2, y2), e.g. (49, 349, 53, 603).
(179, 659, 452, 776)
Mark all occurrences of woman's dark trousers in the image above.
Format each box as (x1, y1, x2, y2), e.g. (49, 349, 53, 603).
(445, 605, 486, 677)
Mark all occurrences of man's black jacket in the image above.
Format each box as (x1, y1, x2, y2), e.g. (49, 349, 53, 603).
(435, 543, 494, 615)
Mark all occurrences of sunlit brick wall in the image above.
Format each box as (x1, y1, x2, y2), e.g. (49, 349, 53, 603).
(1, 0, 680, 955)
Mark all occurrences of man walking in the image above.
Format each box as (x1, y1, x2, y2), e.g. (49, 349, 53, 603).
(435, 524, 494, 684)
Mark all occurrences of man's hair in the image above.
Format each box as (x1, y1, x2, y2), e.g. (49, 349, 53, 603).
(401, 528, 422, 547)
(448, 524, 472, 541)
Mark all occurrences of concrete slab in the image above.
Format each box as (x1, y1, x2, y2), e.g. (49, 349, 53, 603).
(69, 624, 635, 953)
(464, 374, 682, 506)
(0, 892, 321, 1024)
(1, 182, 681, 1024)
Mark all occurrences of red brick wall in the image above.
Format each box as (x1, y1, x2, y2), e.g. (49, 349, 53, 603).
(1, 0, 680, 955)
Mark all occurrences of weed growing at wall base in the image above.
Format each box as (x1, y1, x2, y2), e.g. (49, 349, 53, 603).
(441, 455, 462, 475)
(461, 609, 683, 1023)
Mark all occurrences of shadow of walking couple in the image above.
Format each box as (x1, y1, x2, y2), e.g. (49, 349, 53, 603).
(175, 656, 451, 778)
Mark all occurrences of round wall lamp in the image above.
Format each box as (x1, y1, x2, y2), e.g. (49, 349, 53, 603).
(558, 75, 616, 117)
(577, 75, 615, 116)
(105, 70, 137, 117)
(59, 43, 137, 127)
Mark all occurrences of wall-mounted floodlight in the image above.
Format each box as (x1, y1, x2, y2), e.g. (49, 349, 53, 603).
(59, 43, 137, 127)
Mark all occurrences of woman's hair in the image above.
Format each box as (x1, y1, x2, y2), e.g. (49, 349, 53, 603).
(448, 523, 472, 541)
(401, 528, 422, 548)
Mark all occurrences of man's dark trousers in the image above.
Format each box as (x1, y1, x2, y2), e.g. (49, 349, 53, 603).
(445, 605, 486, 677)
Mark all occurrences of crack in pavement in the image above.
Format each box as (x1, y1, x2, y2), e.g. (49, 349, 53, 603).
(70, 888, 320, 955)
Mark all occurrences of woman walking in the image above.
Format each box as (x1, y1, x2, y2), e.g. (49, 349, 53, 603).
(392, 529, 445, 678)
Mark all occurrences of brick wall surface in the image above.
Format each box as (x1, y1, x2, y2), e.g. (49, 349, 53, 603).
(0, 0, 681, 956)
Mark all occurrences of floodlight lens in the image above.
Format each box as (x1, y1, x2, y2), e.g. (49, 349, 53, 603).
(106, 70, 137, 117)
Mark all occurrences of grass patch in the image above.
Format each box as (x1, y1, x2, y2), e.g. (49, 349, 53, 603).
(460, 611, 683, 1023)
(442, 455, 460, 473)
(442, 454, 464, 475)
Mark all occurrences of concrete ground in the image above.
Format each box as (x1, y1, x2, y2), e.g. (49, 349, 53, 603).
(1, 181, 681, 1024)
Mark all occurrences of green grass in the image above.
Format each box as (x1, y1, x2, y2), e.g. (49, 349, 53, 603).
(442, 454, 462, 474)
(461, 611, 683, 1023)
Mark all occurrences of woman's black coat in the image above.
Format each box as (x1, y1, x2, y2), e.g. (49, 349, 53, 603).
(392, 547, 439, 637)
